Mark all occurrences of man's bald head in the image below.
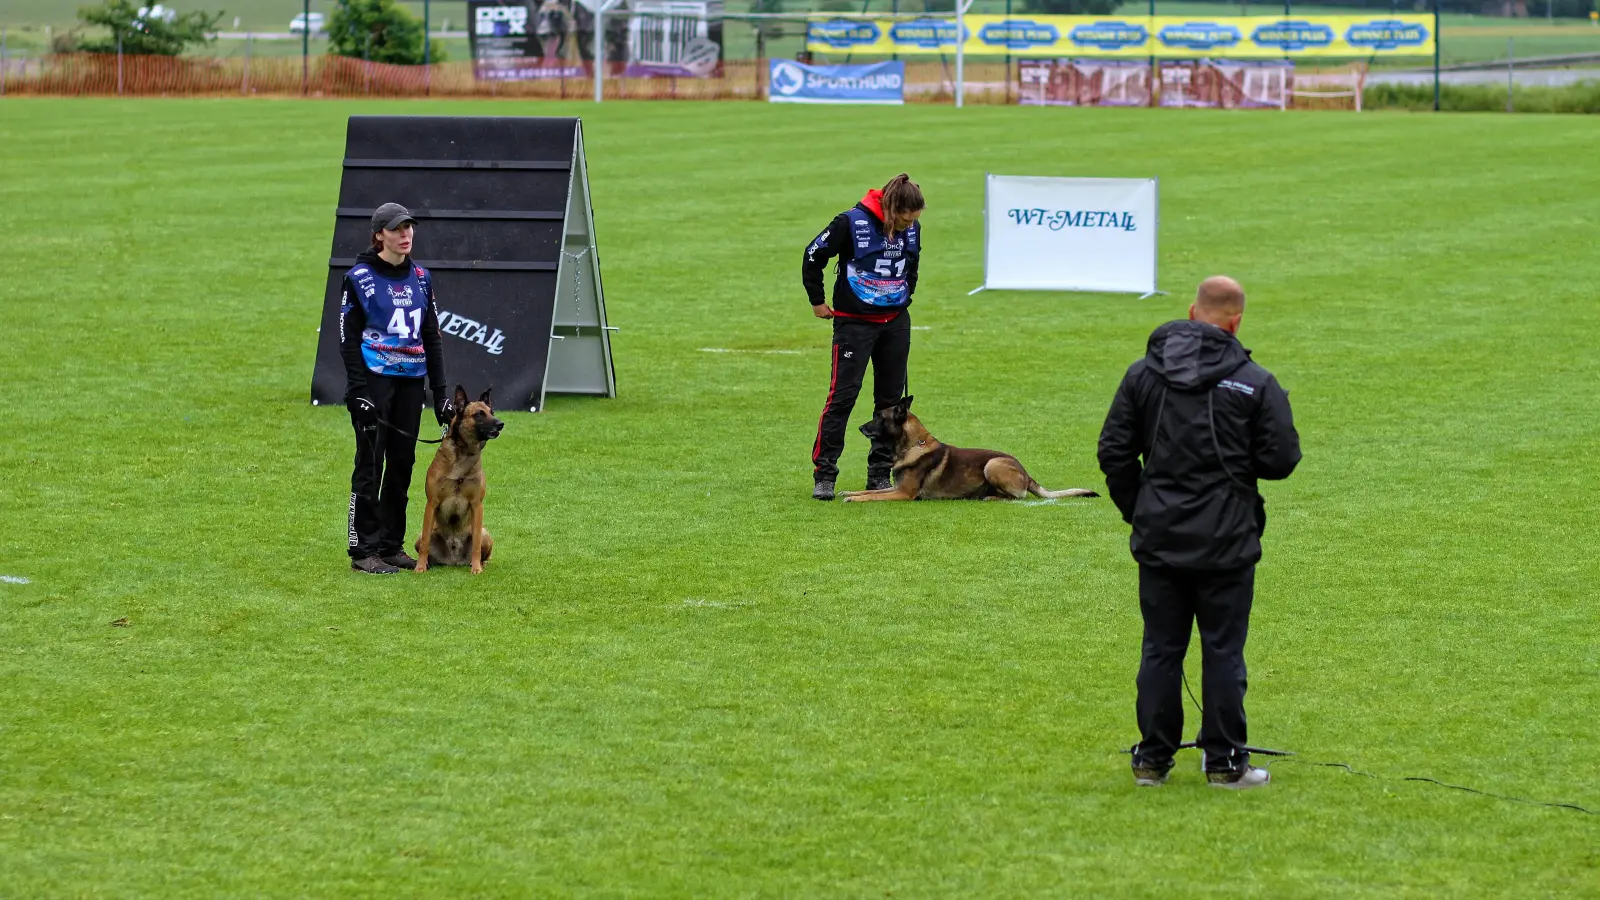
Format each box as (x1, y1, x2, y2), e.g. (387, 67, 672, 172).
(1190, 276, 1246, 333)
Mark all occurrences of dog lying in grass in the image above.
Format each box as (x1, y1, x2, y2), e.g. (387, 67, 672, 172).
(839, 397, 1099, 503)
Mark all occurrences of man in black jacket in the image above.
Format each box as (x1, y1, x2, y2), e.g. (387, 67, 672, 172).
(1098, 276, 1301, 789)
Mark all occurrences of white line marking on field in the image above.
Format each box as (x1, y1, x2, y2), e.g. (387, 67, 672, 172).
(911, 326, 931, 331)
(0, 575, 30, 584)
(681, 597, 751, 608)
(698, 348, 805, 355)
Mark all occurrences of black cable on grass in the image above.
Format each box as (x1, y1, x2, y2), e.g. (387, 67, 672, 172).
(1114, 673, 1600, 816)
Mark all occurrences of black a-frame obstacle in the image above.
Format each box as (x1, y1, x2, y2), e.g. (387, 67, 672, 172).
(310, 116, 615, 413)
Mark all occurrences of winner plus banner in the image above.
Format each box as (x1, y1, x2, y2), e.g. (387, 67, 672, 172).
(768, 59, 905, 105)
(805, 14, 1433, 58)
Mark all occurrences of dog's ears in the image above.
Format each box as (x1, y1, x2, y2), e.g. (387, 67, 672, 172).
(478, 387, 493, 409)
(453, 385, 470, 411)
(898, 395, 914, 413)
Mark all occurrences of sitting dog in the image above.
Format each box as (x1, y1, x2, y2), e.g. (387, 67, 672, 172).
(414, 386, 504, 574)
(840, 397, 1098, 503)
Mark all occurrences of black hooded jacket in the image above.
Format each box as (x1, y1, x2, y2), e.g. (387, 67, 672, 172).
(1098, 320, 1301, 571)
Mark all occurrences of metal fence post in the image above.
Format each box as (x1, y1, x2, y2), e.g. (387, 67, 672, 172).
(594, 0, 622, 103)
(955, 0, 973, 107)
(302, 0, 310, 96)
(1432, 0, 1440, 111)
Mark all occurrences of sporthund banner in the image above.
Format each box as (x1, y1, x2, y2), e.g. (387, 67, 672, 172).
(805, 14, 1433, 58)
(768, 59, 905, 105)
(973, 175, 1158, 297)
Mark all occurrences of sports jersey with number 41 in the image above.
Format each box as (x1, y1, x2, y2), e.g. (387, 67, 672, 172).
(342, 261, 436, 378)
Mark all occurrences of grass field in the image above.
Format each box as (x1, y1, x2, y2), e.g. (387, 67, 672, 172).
(2, 98, 1598, 896)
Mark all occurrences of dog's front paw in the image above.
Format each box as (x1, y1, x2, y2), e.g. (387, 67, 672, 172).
(413, 562, 429, 574)
(470, 563, 484, 575)
(839, 493, 858, 502)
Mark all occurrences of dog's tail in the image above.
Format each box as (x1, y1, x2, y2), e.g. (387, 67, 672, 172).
(1028, 481, 1099, 500)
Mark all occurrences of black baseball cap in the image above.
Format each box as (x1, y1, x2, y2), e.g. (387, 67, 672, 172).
(372, 202, 416, 233)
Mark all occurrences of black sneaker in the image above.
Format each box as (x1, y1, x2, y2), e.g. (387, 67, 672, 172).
(381, 551, 418, 570)
(813, 480, 836, 501)
(351, 555, 400, 575)
(1133, 766, 1171, 787)
(865, 473, 893, 491)
(1207, 766, 1271, 790)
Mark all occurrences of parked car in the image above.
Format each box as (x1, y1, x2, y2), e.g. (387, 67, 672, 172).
(289, 12, 326, 34)
(136, 5, 177, 24)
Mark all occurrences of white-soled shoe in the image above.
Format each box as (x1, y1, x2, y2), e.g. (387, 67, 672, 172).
(1207, 766, 1271, 790)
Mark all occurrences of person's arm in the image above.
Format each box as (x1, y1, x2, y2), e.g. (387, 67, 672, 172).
(802, 213, 849, 314)
(1097, 366, 1145, 524)
(1250, 375, 1301, 481)
(420, 281, 451, 425)
(905, 227, 920, 298)
(338, 275, 370, 404)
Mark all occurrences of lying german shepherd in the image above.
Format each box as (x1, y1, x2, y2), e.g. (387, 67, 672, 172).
(840, 397, 1099, 503)
(414, 386, 504, 574)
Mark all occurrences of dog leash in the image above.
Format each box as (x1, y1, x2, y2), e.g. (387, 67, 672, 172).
(368, 414, 445, 444)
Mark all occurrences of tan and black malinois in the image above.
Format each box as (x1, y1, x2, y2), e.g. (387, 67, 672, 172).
(414, 386, 504, 574)
(839, 396, 1099, 503)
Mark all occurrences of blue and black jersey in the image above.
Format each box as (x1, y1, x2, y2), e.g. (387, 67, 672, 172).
(339, 249, 446, 403)
(802, 191, 921, 321)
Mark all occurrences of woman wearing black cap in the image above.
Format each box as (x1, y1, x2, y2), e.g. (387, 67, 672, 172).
(339, 203, 451, 575)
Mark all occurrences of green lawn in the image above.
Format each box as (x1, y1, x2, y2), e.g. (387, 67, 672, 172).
(1, 98, 1597, 897)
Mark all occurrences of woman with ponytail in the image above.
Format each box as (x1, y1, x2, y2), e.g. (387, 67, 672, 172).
(801, 173, 925, 501)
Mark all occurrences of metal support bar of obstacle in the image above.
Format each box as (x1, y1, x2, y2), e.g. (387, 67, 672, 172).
(954, 0, 975, 107)
(594, 0, 625, 103)
(1507, 37, 1514, 112)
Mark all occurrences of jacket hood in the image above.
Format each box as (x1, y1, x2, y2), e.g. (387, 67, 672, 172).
(858, 189, 885, 220)
(356, 248, 413, 278)
(1144, 320, 1251, 391)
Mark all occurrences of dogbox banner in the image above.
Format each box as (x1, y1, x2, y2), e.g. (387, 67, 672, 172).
(310, 116, 616, 414)
(768, 59, 904, 105)
(973, 174, 1158, 296)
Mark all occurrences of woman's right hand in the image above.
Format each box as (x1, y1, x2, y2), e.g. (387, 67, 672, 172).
(812, 303, 834, 319)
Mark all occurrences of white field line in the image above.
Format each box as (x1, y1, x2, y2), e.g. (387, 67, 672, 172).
(0, 575, 31, 584)
(698, 348, 805, 355)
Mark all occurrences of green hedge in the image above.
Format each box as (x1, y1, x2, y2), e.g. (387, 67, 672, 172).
(1364, 80, 1600, 113)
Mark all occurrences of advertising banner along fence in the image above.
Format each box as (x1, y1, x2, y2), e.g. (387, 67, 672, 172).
(973, 175, 1159, 297)
(768, 59, 905, 104)
(806, 14, 1434, 59)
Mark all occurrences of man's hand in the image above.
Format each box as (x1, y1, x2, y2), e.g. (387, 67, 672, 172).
(350, 396, 378, 429)
(433, 392, 454, 427)
(812, 303, 835, 319)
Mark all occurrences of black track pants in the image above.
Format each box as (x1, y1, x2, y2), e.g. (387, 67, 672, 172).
(348, 374, 425, 559)
(811, 312, 911, 484)
(1132, 564, 1255, 773)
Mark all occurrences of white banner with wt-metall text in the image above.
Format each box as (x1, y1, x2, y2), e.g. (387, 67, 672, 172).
(976, 175, 1158, 296)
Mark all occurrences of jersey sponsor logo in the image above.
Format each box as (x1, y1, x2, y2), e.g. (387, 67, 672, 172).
(1218, 379, 1256, 396)
(387, 284, 416, 307)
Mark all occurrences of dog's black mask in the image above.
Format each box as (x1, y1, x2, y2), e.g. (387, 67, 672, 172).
(859, 395, 913, 441)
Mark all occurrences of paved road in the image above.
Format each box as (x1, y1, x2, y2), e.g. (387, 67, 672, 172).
(1370, 67, 1600, 86)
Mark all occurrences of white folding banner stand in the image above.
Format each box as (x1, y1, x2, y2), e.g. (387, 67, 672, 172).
(970, 174, 1162, 298)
